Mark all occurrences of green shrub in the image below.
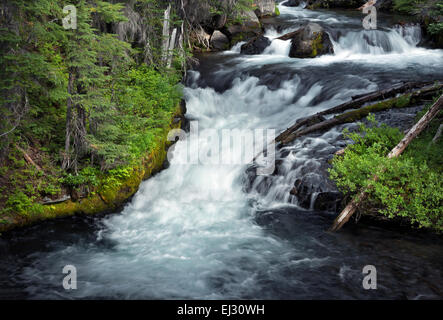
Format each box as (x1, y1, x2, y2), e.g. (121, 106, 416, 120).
(5, 191, 44, 217)
(329, 114, 443, 231)
(61, 166, 99, 188)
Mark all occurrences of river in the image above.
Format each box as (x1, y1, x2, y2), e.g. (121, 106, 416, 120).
(1, 4, 443, 299)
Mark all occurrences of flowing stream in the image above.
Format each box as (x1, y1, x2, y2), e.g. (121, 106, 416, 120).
(1, 4, 443, 299)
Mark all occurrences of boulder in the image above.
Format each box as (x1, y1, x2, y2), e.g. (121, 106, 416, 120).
(240, 35, 271, 54)
(226, 10, 262, 45)
(210, 30, 230, 51)
(212, 14, 227, 30)
(278, 23, 334, 58)
(253, 0, 277, 17)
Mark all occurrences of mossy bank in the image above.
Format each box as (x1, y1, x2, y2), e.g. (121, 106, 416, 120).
(0, 102, 185, 233)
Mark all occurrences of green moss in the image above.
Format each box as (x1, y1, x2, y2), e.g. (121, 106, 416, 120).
(275, 6, 280, 16)
(337, 94, 413, 123)
(230, 33, 248, 46)
(310, 32, 325, 57)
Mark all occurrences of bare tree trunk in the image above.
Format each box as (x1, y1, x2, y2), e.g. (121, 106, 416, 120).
(330, 94, 443, 232)
(161, 4, 171, 65)
(62, 72, 74, 170)
(167, 27, 177, 68)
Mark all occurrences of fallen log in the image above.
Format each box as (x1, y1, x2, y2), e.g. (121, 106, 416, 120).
(40, 195, 71, 205)
(15, 144, 43, 172)
(278, 82, 442, 145)
(276, 81, 435, 144)
(330, 93, 443, 232)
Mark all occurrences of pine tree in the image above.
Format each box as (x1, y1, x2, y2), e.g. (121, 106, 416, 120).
(61, 0, 130, 172)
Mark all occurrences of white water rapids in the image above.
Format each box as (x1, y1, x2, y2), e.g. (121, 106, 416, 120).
(3, 4, 443, 299)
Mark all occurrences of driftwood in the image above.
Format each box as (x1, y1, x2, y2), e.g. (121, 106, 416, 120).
(276, 82, 442, 145)
(330, 94, 443, 232)
(40, 195, 71, 205)
(15, 144, 42, 172)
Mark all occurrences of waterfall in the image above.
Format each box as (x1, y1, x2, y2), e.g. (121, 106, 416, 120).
(333, 25, 423, 55)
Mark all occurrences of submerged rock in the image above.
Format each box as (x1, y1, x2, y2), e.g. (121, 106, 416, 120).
(240, 35, 271, 54)
(313, 191, 343, 212)
(278, 23, 334, 58)
(288, 165, 343, 212)
(292, 172, 337, 209)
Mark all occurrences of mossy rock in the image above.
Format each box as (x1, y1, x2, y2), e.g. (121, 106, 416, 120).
(285, 23, 334, 58)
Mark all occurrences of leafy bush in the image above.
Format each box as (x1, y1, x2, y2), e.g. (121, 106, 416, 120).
(329, 114, 443, 231)
(61, 166, 99, 188)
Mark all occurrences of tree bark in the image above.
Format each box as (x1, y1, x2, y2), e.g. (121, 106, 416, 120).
(330, 94, 443, 232)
